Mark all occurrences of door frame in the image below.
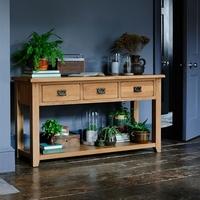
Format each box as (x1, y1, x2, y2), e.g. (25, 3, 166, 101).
(153, 0, 183, 140)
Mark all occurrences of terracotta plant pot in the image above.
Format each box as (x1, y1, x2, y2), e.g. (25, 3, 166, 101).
(38, 58, 48, 71)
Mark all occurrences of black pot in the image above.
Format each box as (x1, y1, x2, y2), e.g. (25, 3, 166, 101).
(132, 64, 145, 75)
(105, 135, 117, 146)
(130, 55, 146, 75)
(95, 139, 105, 147)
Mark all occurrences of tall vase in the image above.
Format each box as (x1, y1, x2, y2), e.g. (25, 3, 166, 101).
(130, 55, 146, 75)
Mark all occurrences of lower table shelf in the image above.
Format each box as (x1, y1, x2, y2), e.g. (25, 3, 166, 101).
(40, 142, 156, 160)
(19, 142, 156, 163)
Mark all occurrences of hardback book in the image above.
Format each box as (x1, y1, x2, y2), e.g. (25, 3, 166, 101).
(41, 148, 64, 154)
(116, 133, 130, 143)
(22, 73, 61, 78)
(40, 143, 63, 150)
(24, 70, 60, 74)
(68, 72, 105, 77)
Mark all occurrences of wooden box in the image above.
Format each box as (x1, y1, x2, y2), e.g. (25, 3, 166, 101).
(54, 134, 80, 149)
(57, 58, 85, 75)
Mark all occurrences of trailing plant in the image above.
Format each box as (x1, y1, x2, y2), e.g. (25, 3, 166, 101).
(41, 119, 62, 138)
(100, 126, 120, 140)
(12, 29, 64, 70)
(111, 32, 150, 55)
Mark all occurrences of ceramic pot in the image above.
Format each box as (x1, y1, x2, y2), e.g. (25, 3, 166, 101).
(47, 136, 56, 144)
(131, 55, 146, 75)
(114, 115, 127, 132)
(38, 58, 48, 70)
(95, 139, 105, 147)
(105, 135, 117, 146)
(130, 131, 149, 143)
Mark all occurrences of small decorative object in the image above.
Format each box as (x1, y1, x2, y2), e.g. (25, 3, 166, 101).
(111, 32, 150, 75)
(12, 29, 64, 71)
(54, 134, 80, 149)
(127, 119, 150, 143)
(97, 126, 120, 146)
(110, 53, 120, 75)
(41, 119, 62, 144)
(84, 111, 99, 145)
(123, 55, 132, 75)
(57, 54, 85, 76)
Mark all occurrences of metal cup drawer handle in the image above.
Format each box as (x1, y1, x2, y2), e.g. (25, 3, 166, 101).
(133, 86, 142, 93)
(96, 88, 106, 95)
(57, 89, 67, 96)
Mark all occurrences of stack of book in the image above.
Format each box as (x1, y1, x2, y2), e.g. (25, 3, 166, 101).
(23, 70, 61, 78)
(116, 133, 130, 143)
(40, 143, 64, 154)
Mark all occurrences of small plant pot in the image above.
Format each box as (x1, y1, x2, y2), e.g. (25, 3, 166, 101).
(132, 64, 144, 75)
(95, 139, 105, 147)
(38, 58, 48, 71)
(114, 115, 127, 132)
(105, 135, 117, 146)
(47, 136, 56, 144)
(130, 131, 149, 143)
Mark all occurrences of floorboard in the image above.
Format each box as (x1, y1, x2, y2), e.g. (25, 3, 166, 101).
(0, 139, 200, 200)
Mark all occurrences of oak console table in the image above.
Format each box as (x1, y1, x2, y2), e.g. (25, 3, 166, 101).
(14, 75, 164, 167)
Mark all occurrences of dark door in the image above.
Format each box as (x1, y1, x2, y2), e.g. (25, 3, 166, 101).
(161, 0, 173, 114)
(161, 0, 175, 138)
(183, 0, 200, 140)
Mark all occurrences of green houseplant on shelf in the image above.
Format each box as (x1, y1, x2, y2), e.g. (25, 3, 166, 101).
(111, 32, 150, 75)
(127, 119, 150, 144)
(41, 119, 62, 144)
(95, 126, 120, 146)
(12, 29, 64, 71)
(108, 106, 130, 132)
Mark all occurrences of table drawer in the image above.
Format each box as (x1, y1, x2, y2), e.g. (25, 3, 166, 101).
(41, 84, 80, 102)
(83, 82, 118, 100)
(121, 81, 154, 98)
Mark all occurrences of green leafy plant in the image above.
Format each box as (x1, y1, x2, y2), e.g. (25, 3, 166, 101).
(127, 119, 150, 132)
(111, 32, 150, 55)
(12, 29, 64, 70)
(41, 119, 62, 138)
(108, 106, 130, 132)
(100, 126, 120, 140)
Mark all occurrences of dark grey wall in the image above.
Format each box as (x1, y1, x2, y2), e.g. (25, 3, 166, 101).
(11, 0, 153, 74)
(0, 0, 15, 173)
(10, 0, 154, 147)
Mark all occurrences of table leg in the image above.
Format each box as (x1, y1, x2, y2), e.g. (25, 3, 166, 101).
(131, 101, 139, 122)
(15, 83, 24, 158)
(30, 84, 40, 167)
(152, 79, 161, 152)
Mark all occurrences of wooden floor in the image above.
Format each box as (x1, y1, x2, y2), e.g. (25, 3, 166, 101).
(0, 138, 200, 200)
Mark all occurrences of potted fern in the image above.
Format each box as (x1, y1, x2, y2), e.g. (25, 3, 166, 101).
(127, 119, 150, 143)
(12, 29, 64, 71)
(41, 119, 62, 144)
